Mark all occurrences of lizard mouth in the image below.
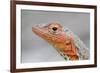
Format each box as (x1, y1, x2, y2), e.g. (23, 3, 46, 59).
(32, 25, 50, 40)
(32, 26, 44, 37)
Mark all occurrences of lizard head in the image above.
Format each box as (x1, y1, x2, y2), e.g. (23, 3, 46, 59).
(32, 22, 67, 45)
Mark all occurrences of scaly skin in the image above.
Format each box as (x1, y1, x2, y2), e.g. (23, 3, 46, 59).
(32, 22, 79, 60)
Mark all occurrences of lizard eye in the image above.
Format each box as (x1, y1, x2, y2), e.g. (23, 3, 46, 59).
(52, 27, 57, 31)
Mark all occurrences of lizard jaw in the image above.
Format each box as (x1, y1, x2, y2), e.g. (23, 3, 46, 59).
(32, 26, 44, 38)
(32, 25, 51, 41)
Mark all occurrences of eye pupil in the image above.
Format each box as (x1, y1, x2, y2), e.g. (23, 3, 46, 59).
(52, 27, 57, 31)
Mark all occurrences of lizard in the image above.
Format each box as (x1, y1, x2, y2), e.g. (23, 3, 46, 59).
(32, 22, 89, 61)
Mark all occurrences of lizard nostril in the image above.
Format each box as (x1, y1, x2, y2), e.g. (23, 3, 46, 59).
(52, 27, 57, 31)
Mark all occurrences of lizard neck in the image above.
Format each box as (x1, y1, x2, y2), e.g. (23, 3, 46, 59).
(54, 38, 79, 60)
(64, 38, 79, 60)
